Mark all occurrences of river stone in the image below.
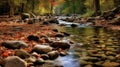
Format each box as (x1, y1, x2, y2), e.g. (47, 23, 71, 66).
(55, 65, 64, 67)
(5, 56, 27, 67)
(33, 58, 45, 66)
(71, 24, 78, 27)
(15, 49, 30, 59)
(106, 51, 116, 56)
(41, 54, 49, 60)
(52, 29, 59, 32)
(27, 19, 36, 24)
(94, 61, 103, 67)
(106, 56, 116, 61)
(47, 51, 59, 60)
(81, 57, 99, 62)
(59, 51, 68, 56)
(61, 32, 70, 36)
(50, 42, 70, 50)
(48, 18, 59, 24)
(21, 13, 30, 20)
(42, 21, 50, 25)
(27, 35, 39, 42)
(1, 41, 28, 49)
(54, 33, 65, 37)
(102, 61, 120, 67)
(84, 64, 92, 67)
(80, 60, 93, 66)
(26, 56, 36, 63)
(32, 45, 53, 54)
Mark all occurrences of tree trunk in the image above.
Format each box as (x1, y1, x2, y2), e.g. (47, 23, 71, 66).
(32, 0, 35, 13)
(50, 0, 55, 15)
(73, 0, 75, 15)
(93, 0, 101, 16)
(21, 3, 25, 13)
(8, 0, 14, 17)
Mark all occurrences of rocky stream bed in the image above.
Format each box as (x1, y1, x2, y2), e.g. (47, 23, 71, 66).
(0, 15, 120, 67)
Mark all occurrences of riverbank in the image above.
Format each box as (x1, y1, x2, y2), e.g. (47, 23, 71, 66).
(0, 21, 73, 67)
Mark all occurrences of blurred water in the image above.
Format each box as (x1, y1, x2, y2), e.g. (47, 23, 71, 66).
(54, 19, 120, 67)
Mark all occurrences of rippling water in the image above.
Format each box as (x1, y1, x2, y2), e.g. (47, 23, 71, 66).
(54, 19, 120, 67)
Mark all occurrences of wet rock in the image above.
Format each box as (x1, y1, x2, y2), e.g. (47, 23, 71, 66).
(59, 51, 68, 56)
(41, 54, 49, 60)
(47, 51, 59, 60)
(81, 57, 99, 62)
(42, 21, 49, 25)
(84, 64, 92, 67)
(50, 42, 70, 50)
(61, 32, 70, 36)
(105, 47, 115, 51)
(55, 65, 64, 67)
(48, 18, 59, 24)
(1, 41, 28, 49)
(58, 24, 66, 26)
(40, 60, 55, 67)
(27, 19, 36, 24)
(65, 18, 74, 22)
(106, 51, 117, 56)
(5, 56, 27, 67)
(32, 45, 53, 54)
(71, 24, 78, 27)
(102, 61, 120, 67)
(33, 58, 45, 66)
(80, 60, 93, 66)
(94, 61, 103, 67)
(40, 36, 51, 43)
(31, 52, 39, 58)
(106, 56, 116, 61)
(116, 54, 120, 59)
(21, 13, 30, 20)
(15, 49, 30, 59)
(89, 53, 107, 58)
(27, 35, 39, 42)
(52, 29, 59, 32)
(26, 56, 36, 63)
(54, 33, 64, 37)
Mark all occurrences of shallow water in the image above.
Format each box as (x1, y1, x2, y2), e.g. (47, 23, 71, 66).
(54, 20, 120, 67)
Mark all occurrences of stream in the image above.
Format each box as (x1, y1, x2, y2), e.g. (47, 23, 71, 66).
(53, 18, 120, 67)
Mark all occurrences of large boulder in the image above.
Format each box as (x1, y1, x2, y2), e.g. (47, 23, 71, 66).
(5, 56, 27, 67)
(47, 51, 59, 60)
(50, 42, 70, 50)
(1, 41, 28, 49)
(32, 45, 53, 54)
(15, 49, 30, 59)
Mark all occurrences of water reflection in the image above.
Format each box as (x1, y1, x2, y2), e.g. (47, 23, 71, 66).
(55, 26, 120, 67)
(55, 51, 80, 67)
